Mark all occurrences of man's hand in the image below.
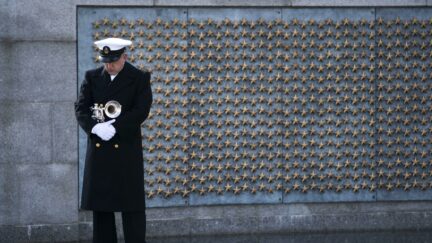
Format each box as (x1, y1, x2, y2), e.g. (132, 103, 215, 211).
(91, 119, 116, 141)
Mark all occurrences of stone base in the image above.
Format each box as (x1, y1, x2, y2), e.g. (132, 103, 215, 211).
(2, 202, 432, 242)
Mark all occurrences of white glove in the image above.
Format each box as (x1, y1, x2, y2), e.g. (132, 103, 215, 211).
(91, 119, 116, 141)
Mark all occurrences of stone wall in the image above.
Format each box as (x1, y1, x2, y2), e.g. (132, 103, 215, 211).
(1, 0, 432, 242)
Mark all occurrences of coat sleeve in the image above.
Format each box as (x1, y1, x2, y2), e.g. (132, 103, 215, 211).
(112, 71, 153, 140)
(75, 71, 98, 136)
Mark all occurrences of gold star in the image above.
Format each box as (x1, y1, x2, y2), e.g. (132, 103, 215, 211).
(147, 190, 155, 199)
(225, 183, 233, 192)
(233, 186, 241, 195)
(208, 184, 215, 193)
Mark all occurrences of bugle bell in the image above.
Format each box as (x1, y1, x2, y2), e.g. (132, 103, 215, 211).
(90, 100, 122, 122)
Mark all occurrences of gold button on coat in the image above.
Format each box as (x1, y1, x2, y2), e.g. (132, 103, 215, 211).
(96, 143, 100, 147)
(114, 144, 119, 148)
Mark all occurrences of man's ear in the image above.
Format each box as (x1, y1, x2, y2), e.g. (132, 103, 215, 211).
(123, 53, 128, 60)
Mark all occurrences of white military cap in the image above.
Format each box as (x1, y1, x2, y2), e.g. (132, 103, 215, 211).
(94, 38, 132, 63)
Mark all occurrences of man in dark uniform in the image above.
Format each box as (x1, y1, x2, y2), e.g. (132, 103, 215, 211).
(75, 37, 152, 243)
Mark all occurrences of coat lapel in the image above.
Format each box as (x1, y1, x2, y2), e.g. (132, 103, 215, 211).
(98, 68, 111, 88)
(101, 62, 135, 100)
(90, 67, 111, 100)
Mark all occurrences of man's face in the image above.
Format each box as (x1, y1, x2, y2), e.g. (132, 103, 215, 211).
(104, 54, 127, 75)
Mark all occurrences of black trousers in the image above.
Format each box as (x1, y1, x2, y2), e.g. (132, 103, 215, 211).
(93, 211, 146, 243)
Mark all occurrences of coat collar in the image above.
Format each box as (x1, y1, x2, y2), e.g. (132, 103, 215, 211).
(99, 62, 136, 100)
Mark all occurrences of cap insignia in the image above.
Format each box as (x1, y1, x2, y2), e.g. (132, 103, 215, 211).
(103, 46, 110, 54)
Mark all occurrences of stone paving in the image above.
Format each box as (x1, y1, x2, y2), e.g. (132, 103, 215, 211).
(56, 230, 432, 243)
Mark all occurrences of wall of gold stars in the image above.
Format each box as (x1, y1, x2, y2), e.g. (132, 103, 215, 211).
(78, 8, 432, 207)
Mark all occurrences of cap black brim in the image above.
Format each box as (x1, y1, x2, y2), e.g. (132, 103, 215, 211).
(100, 55, 121, 63)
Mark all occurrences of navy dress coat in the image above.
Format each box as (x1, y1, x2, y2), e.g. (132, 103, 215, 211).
(75, 62, 152, 212)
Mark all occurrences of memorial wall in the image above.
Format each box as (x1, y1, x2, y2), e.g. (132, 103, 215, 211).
(78, 7, 432, 207)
